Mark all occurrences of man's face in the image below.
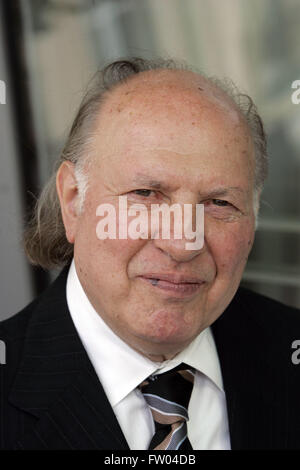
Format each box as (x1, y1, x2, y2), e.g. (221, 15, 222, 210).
(64, 71, 256, 361)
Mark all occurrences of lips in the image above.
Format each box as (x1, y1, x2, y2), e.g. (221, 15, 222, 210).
(138, 273, 204, 296)
(141, 273, 203, 284)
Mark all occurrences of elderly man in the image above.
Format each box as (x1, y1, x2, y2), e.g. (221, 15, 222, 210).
(1, 58, 299, 450)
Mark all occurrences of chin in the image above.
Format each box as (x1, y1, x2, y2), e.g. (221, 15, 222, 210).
(134, 340, 186, 361)
(133, 324, 198, 356)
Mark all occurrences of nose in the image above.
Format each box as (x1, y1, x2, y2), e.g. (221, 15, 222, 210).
(151, 202, 205, 263)
(153, 238, 204, 263)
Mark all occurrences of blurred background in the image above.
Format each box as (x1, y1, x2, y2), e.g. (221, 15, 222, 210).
(0, 0, 299, 320)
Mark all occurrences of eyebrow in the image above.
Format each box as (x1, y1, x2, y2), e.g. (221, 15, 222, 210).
(203, 187, 247, 198)
(132, 174, 171, 191)
(131, 174, 247, 197)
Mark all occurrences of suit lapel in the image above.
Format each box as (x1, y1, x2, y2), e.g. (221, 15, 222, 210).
(8, 267, 129, 450)
(211, 288, 289, 450)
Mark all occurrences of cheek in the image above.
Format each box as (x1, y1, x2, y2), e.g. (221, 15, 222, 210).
(90, 238, 145, 282)
(75, 195, 152, 296)
(208, 221, 254, 276)
(75, 236, 148, 315)
(77, 199, 143, 262)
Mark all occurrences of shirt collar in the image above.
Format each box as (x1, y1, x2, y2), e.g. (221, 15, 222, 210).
(66, 259, 224, 408)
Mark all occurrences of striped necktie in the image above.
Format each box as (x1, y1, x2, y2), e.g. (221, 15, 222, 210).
(139, 363, 195, 450)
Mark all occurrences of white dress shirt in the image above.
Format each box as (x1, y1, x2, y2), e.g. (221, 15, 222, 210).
(66, 260, 231, 450)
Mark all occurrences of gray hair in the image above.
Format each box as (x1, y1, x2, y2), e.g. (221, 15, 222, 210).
(23, 57, 268, 269)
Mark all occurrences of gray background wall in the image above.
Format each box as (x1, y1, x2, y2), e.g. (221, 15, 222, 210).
(0, 1, 33, 320)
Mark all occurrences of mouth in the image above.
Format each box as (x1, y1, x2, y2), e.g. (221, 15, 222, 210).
(138, 273, 205, 297)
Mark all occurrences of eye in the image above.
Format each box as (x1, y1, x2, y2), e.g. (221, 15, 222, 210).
(212, 199, 231, 207)
(132, 189, 154, 197)
(204, 198, 242, 221)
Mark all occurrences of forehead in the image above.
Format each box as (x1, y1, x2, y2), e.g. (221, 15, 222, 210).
(92, 69, 254, 175)
(101, 69, 245, 124)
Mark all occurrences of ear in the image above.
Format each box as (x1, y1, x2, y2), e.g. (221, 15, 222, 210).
(56, 161, 79, 244)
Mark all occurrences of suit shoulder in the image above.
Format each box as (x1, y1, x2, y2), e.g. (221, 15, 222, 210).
(0, 265, 69, 343)
(0, 298, 41, 395)
(0, 297, 42, 372)
(236, 286, 300, 330)
(237, 286, 300, 315)
(0, 297, 39, 343)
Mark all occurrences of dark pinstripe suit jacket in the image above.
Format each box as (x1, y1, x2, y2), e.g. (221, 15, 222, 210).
(1, 266, 300, 450)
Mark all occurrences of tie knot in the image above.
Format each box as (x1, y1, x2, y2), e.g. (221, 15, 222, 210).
(140, 363, 195, 413)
